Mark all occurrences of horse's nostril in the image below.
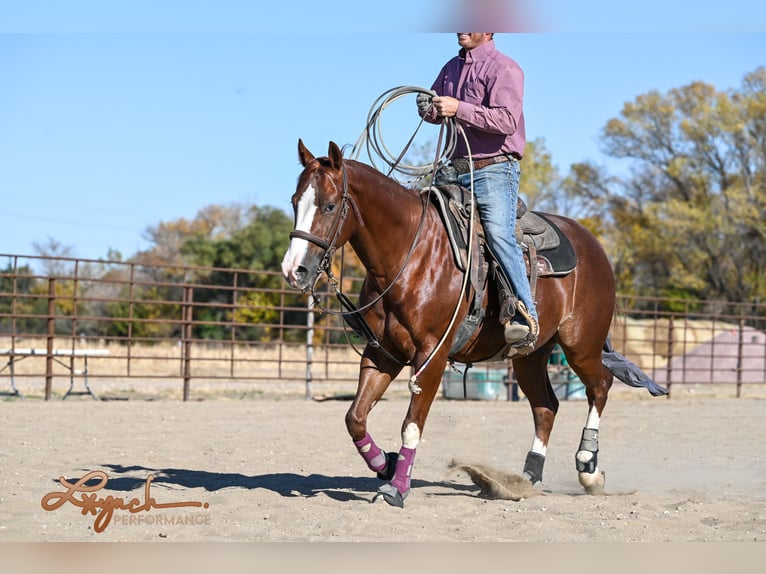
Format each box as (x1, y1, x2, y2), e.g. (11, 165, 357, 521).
(295, 266, 307, 281)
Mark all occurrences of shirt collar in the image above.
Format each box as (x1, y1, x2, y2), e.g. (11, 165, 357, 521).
(459, 39, 495, 64)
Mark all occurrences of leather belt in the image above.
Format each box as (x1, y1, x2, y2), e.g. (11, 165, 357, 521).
(451, 153, 520, 175)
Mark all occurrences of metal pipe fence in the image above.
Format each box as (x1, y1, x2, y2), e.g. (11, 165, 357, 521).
(1, 254, 764, 400)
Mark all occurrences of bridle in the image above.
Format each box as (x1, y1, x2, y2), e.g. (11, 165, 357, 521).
(289, 159, 434, 369)
(288, 162, 354, 289)
(288, 86, 476, 390)
(291, 160, 429, 322)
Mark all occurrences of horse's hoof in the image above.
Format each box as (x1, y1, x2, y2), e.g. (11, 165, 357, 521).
(373, 483, 409, 508)
(522, 471, 541, 487)
(578, 470, 606, 494)
(376, 452, 398, 481)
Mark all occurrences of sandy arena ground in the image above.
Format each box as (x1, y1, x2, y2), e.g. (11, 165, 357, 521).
(1, 384, 765, 547)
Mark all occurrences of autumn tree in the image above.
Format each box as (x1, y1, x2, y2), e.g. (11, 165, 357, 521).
(136, 203, 249, 268)
(568, 67, 766, 304)
(135, 203, 312, 341)
(517, 138, 563, 212)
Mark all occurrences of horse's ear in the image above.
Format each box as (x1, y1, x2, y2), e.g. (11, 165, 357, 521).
(298, 138, 314, 167)
(328, 141, 343, 171)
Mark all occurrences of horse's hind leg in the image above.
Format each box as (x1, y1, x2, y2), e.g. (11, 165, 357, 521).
(512, 344, 559, 486)
(561, 345, 614, 494)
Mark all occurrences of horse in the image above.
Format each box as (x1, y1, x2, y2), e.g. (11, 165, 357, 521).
(282, 139, 664, 507)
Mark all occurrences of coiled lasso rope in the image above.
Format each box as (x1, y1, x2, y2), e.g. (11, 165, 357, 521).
(350, 85, 458, 182)
(349, 86, 478, 394)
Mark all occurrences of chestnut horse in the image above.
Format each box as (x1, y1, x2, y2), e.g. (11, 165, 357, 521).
(282, 140, 663, 507)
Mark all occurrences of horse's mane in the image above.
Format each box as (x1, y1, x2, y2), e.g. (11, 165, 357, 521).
(343, 158, 424, 198)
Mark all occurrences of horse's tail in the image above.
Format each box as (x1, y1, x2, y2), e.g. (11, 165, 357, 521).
(602, 335, 668, 397)
(610, 297, 623, 332)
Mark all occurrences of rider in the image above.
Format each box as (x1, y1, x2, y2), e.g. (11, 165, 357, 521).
(417, 32, 538, 348)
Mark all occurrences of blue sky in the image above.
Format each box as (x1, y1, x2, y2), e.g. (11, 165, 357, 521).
(1, 1, 765, 260)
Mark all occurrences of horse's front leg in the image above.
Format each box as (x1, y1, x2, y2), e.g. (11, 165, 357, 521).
(346, 349, 402, 480)
(375, 355, 447, 508)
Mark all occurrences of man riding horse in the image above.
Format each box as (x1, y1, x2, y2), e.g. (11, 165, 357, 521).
(417, 32, 538, 353)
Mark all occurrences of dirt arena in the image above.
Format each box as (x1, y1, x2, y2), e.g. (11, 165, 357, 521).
(1, 386, 764, 544)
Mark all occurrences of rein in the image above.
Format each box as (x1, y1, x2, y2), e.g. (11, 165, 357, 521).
(301, 162, 432, 368)
(286, 155, 423, 367)
(301, 86, 478, 387)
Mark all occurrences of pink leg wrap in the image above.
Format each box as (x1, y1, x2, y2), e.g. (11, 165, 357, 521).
(390, 447, 416, 494)
(353, 432, 388, 473)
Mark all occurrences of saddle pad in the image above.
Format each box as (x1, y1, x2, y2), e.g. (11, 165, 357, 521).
(529, 212, 577, 275)
(427, 186, 577, 276)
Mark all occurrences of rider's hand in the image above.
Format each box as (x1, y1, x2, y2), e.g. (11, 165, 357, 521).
(432, 96, 459, 118)
(416, 91, 435, 115)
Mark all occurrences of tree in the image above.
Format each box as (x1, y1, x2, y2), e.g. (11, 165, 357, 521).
(572, 68, 766, 304)
(137, 203, 249, 268)
(518, 138, 563, 212)
(161, 205, 310, 340)
(0, 262, 40, 335)
(32, 238, 75, 277)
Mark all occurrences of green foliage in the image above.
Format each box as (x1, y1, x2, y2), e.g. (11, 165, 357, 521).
(180, 205, 294, 274)
(103, 285, 182, 340)
(518, 139, 562, 212)
(230, 291, 282, 341)
(133, 203, 307, 341)
(0, 263, 40, 335)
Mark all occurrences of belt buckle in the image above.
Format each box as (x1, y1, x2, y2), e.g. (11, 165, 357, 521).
(452, 158, 469, 174)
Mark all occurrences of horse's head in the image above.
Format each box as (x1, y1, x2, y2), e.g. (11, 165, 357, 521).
(281, 139, 352, 291)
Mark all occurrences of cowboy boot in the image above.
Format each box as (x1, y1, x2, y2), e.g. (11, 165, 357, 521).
(503, 300, 539, 347)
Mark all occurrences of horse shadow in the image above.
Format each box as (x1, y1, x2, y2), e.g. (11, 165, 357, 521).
(65, 463, 476, 503)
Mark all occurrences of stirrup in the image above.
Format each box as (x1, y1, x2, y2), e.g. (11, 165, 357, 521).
(504, 320, 530, 343)
(512, 301, 539, 348)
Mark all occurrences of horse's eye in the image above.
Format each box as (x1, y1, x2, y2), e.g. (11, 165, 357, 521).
(323, 203, 336, 214)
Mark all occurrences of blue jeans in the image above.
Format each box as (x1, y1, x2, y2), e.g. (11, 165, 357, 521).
(458, 160, 538, 321)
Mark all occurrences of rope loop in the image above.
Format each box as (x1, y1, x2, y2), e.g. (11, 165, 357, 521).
(351, 86, 458, 183)
(324, 87, 477, 386)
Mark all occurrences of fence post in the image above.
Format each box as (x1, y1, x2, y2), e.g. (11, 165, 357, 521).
(127, 263, 135, 376)
(665, 315, 674, 398)
(230, 272, 238, 378)
(10, 256, 19, 357)
(182, 285, 193, 401)
(305, 298, 314, 400)
(45, 277, 56, 401)
(736, 316, 745, 398)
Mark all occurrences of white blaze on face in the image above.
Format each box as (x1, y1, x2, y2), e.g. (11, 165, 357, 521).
(281, 184, 318, 286)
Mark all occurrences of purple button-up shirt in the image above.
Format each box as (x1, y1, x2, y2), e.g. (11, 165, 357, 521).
(426, 40, 525, 160)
